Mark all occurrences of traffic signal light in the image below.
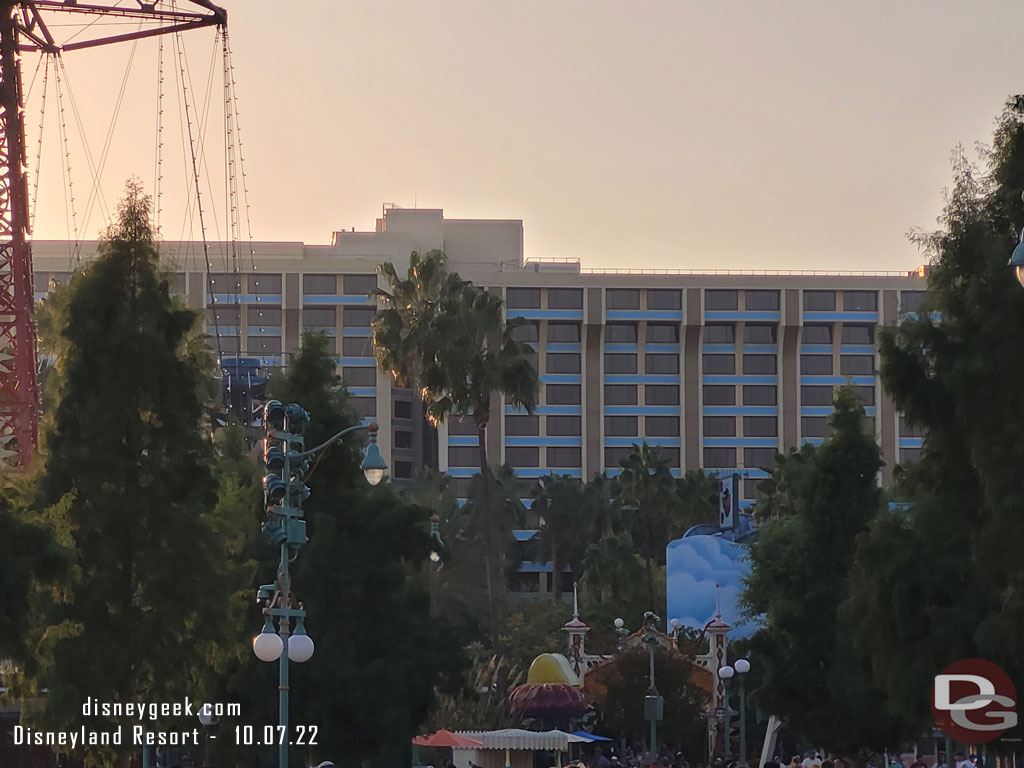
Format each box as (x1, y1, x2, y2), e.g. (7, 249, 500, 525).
(261, 402, 312, 548)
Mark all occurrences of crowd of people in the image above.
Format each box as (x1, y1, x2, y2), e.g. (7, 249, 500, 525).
(562, 747, 984, 768)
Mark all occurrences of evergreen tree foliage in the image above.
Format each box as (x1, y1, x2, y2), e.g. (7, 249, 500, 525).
(531, 474, 593, 599)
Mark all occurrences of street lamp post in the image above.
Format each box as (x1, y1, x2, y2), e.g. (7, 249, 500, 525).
(252, 401, 387, 768)
(718, 665, 734, 759)
(734, 658, 750, 765)
(641, 612, 664, 759)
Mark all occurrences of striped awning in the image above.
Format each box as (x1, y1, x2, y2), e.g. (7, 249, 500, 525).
(456, 729, 591, 750)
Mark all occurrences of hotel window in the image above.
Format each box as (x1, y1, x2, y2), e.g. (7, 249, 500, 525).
(743, 385, 777, 405)
(703, 354, 735, 374)
(802, 416, 828, 437)
(343, 306, 376, 327)
(645, 354, 679, 374)
(802, 324, 832, 344)
(605, 384, 638, 405)
(218, 336, 240, 354)
(647, 290, 682, 310)
(646, 385, 679, 405)
(209, 307, 241, 326)
(506, 447, 540, 467)
(661, 448, 681, 468)
(209, 273, 242, 293)
(744, 447, 777, 469)
(546, 384, 582, 404)
(249, 306, 282, 326)
(840, 355, 875, 375)
(703, 447, 736, 468)
(801, 355, 833, 375)
(743, 479, 759, 499)
(803, 291, 836, 311)
(745, 290, 779, 311)
(343, 274, 377, 295)
(393, 460, 413, 480)
(646, 323, 679, 343)
(646, 416, 680, 436)
(705, 290, 738, 310)
(547, 322, 581, 342)
(704, 416, 736, 437)
(506, 415, 540, 436)
(352, 397, 376, 418)
(247, 273, 281, 293)
(547, 447, 581, 467)
(449, 446, 478, 466)
(303, 307, 336, 327)
(744, 324, 777, 344)
(247, 336, 282, 354)
(303, 274, 336, 294)
(449, 478, 473, 498)
(900, 415, 926, 437)
(744, 416, 777, 437)
(605, 447, 633, 466)
(901, 291, 926, 313)
(342, 367, 376, 387)
(900, 447, 923, 463)
(394, 400, 414, 420)
(547, 353, 581, 374)
(843, 291, 878, 311)
(547, 416, 582, 436)
(841, 325, 875, 344)
(801, 385, 835, 406)
(605, 353, 638, 374)
(506, 288, 541, 308)
(607, 289, 640, 309)
(394, 430, 413, 450)
(851, 385, 876, 406)
(342, 336, 373, 357)
(511, 321, 539, 343)
(606, 323, 638, 343)
(704, 324, 735, 343)
(743, 355, 777, 375)
(703, 385, 736, 405)
(548, 288, 583, 309)
(605, 416, 638, 436)
(448, 416, 476, 435)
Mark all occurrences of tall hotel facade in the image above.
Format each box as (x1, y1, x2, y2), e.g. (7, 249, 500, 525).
(32, 206, 927, 509)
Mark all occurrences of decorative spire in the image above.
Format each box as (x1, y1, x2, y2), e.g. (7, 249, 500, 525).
(572, 582, 580, 619)
(715, 582, 721, 619)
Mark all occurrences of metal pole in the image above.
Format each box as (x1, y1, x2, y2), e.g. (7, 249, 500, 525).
(649, 641, 657, 756)
(739, 676, 746, 765)
(278, 543, 290, 768)
(723, 677, 731, 759)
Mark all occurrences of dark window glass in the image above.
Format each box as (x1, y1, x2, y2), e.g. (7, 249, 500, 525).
(742, 478, 759, 499)
(661, 447, 681, 468)
(511, 321, 539, 343)
(343, 274, 377, 295)
(804, 291, 836, 311)
(209, 307, 241, 326)
(303, 274, 336, 294)
(343, 306, 376, 327)
(209, 273, 242, 293)
(547, 353, 581, 374)
(647, 290, 681, 310)
(704, 324, 735, 343)
(803, 324, 832, 344)
(899, 415, 926, 438)
(506, 415, 540, 436)
(605, 323, 638, 343)
(900, 447, 923, 463)
(801, 355, 833, 375)
(449, 446, 478, 466)
(801, 385, 835, 406)
(394, 430, 413, 449)
(342, 367, 376, 387)
(448, 416, 476, 435)
(841, 325, 875, 344)
(843, 291, 878, 311)
(605, 416, 638, 436)
(449, 477, 473, 498)
(703, 448, 736, 468)
(607, 289, 640, 309)
(745, 290, 779, 310)
(506, 288, 541, 308)
(506, 447, 540, 467)
(705, 290, 738, 310)
(645, 385, 679, 405)
(248, 306, 282, 326)
(744, 324, 777, 344)
(547, 447, 581, 467)
(743, 385, 777, 405)
(744, 416, 778, 437)
(548, 288, 583, 309)
(393, 460, 413, 479)
(646, 323, 679, 343)
(547, 322, 581, 342)
(547, 384, 582, 404)
(703, 385, 736, 405)
(901, 291, 926, 313)
(645, 416, 679, 436)
(247, 336, 282, 354)
(604, 447, 633, 466)
(744, 447, 777, 468)
(247, 273, 281, 293)
(394, 400, 413, 420)
(547, 416, 582, 435)
(851, 385, 875, 405)
(605, 384, 638, 405)
(743, 354, 777, 374)
(704, 416, 736, 437)
(802, 416, 828, 437)
(703, 354, 735, 374)
(840, 355, 875, 375)
(605, 353, 638, 373)
(217, 336, 240, 354)
(645, 354, 679, 374)
(303, 307, 336, 327)
(352, 396, 376, 418)
(342, 336, 373, 357)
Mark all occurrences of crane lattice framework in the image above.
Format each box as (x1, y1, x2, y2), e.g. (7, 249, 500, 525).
(0, 0, 226, 468)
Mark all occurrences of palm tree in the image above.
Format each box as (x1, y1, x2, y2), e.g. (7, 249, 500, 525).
(531, 473, 591, 599)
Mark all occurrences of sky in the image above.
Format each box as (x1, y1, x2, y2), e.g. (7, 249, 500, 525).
(21, 0, 1024, 272)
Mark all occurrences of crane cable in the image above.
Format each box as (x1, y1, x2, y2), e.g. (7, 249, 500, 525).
(28, 54, 50, 234)
(52, 58, 81, 271)
(153, 35, 165, 235)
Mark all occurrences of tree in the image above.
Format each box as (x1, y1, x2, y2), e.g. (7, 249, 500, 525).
(742, 388, 906, 756)
(672, 470, 721, 536)
(531, 473, 593, 599)
(844, 98, 1024, 730)
(23, 181, 243, 767)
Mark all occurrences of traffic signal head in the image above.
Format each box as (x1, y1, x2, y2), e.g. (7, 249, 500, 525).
(284, 403, 310, 434)
(263, 400, 286, 431)
(264, 442, 285, 472)
(263, 474, 287, 505)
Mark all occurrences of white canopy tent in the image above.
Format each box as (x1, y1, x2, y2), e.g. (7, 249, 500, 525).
(452, 729, 592, 768)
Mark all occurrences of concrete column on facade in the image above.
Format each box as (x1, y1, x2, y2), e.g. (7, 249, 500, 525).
(879, 289, 899, 484)
(284, 273, 300, 354)
(585, 287, 603, 476)
(683, 288, 702, 471)
(188, 272, 204, 310)
(781, 289, 800, 452)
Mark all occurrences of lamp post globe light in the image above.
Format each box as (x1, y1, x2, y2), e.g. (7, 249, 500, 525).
(718, 665, 734, 758)
(252, 401, 387, 768)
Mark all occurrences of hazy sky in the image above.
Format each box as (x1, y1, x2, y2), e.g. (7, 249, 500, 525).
(22, 0, 1024, 272)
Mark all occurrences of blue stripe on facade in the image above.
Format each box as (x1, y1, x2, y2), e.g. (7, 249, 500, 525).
(704, 468, 769, 479)
(742, 344, 778, 354)
(604, 406, 680, 416)
(302, 327, 336, 336)
(702, 344, 736, 354)
(302, 295, 375, 305)
(702, 375, 778, 385)
(506, 405, 582, 416)
(802, 406, 876, 416)
(347, 387, 377, 397)
(445, 467, 477, 477)
(739, 500, 755, 510)
(604, 437, 680, 448)
(606, 310, 683, 320)
(208, 326, 239, 335)
(802, 437, 825, 446)
(448, 436, 479, 446)
(342, 327, 372, 336)
(801, 345, 834, 354)
(705, 311, 781, 321)
(337, 357, 375, 366)
(604, 374, 680, 384)
(703, 437, 779, 448)
(247, 326, 282, 335)
(703, 406, 777, 416)
(540, 374, 582, 384)
(644, 344, 680, 353)
(803, 311, 879, 322)
(542, 468, 583, 478)
(546, 343, 582, 352)
(505, 437, 582, 447)
(799, 375, 876, 385)
(840, 345, 876, 354)
(604, 344, 639, 353)
(899, 437, 924, 448)
(212, 294, 282, 304)
(511, 468, 557, 478)
(508, 309, 584, 320)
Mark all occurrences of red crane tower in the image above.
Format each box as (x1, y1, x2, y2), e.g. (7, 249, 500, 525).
(0, 0, 226, 467)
